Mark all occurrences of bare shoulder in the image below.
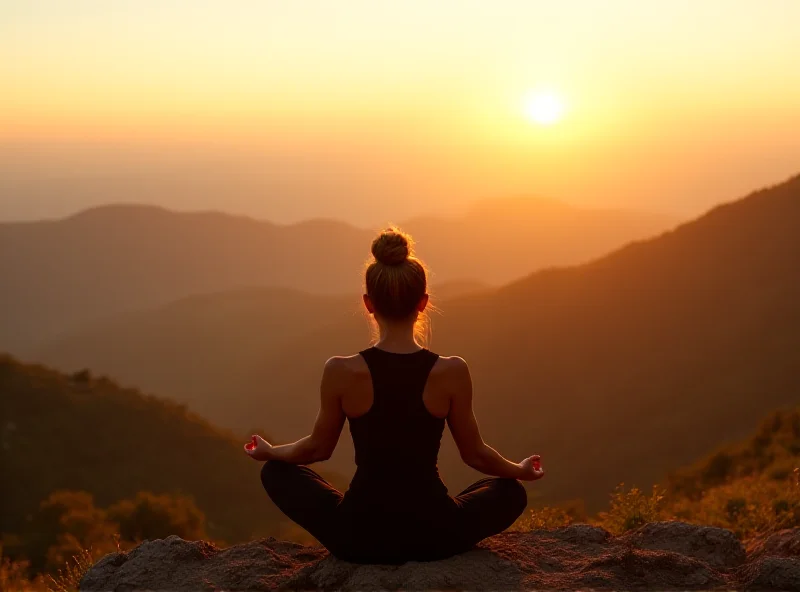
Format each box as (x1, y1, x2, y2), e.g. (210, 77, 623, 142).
(321, 355, 368, 399)
(431, 355, 471, 384)
(428, 355, 472, 406)
(324, 354, 369, 378)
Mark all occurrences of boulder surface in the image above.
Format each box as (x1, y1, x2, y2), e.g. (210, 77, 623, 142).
(81, 523, 800, 591)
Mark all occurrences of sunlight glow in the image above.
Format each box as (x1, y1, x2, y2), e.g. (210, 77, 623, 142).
(525, 91, 566, 126)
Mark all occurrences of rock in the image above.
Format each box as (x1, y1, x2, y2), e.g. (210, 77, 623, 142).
(80, 536, 327, 592)
(285, 547, 524, 591)
(532, 523, 612, 545)
(80, 523, 800, 591)
(738, 557, 800, 591)
(572, 547, 724, 590)
(620, 521, 747, 568)
(747, 528, 800, 560)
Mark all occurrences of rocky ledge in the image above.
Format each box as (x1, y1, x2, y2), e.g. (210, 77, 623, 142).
(81, 522, 800, 591)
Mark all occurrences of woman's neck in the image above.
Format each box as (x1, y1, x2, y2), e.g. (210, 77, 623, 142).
(374, 321, 422, 353)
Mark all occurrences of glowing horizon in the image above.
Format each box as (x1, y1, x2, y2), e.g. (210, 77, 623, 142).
(2, 0, 799, 224)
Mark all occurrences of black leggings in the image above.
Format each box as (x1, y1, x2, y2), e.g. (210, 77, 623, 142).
(261, 461, 527, 564)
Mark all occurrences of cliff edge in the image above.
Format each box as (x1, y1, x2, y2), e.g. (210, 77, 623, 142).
(81, 522, 800, 591)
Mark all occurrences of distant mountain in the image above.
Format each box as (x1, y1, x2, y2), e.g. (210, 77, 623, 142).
(429, 279, 492, 301)
(0, 199, 676, 353)
(0, 206, 369, 354)
(212, 174, 800, 509)
(0, 354, 293, 543)
(404, 198, 677, 285)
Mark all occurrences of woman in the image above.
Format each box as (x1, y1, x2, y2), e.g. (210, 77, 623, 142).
(245, 227, 544, 564)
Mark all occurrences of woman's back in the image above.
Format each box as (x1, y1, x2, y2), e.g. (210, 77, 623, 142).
(345, 347, 448, 501)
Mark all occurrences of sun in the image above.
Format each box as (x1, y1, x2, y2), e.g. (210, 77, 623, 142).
(524, 91, 566, 125)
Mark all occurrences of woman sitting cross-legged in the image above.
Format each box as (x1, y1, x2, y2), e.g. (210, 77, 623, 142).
(245, 227, 544, 564)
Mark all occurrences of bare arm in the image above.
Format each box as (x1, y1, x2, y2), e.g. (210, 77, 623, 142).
(245, 357, 346, 465)
(446, 357, 543, 481)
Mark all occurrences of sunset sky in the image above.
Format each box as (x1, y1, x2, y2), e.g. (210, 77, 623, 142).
(2, 0, 799, 225)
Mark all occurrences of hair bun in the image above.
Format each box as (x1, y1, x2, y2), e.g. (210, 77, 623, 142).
(371, 228, 410, 266)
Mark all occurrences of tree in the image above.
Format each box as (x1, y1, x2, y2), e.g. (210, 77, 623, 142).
(23, 491, 117, 571)
(107, 492, 207, 542)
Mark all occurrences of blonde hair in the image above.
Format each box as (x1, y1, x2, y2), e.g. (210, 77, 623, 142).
(365, 227, 431, 344)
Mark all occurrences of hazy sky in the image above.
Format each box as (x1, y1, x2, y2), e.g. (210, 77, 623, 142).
(1, 0, 799, 225)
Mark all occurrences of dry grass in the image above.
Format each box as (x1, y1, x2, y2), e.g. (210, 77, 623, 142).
(512, 506, 576, 531)
(514, 469, 800, 543)
(594, 484, 667, 535)
(668, 469, 800, 539)
(42, 549, 95, 592)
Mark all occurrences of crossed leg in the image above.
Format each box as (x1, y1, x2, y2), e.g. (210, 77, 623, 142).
(260, 460, 344, 552)
(261, 461, 527, 562)
(449, 477, 528, 553)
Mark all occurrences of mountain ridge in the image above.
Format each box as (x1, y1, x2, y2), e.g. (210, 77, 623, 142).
(1, 196, 675, 353)
(5, 195, 677, 230)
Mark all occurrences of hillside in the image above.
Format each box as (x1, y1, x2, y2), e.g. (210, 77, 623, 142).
(0, 354, 290, 545)
(35, 288, 360, 419)
(220, 174, 800, 508)
(667, 406, 800, 499)
(35, 281, 489, 418)
(0, 199, 675, 353)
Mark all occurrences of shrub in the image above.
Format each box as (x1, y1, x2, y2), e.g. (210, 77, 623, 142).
(24, 491, 117, 572)
(666, 470, 800, 539)
(511, 499, 586, 532)
(595, 484, 666, 535)
(70, 369, 92, 384)
(1, 545, 43, 591)
(703, 452, 734, 485)
(107, 492, 207, 542)
(512, 506, 575, 531)
(20, 489, 203, 577)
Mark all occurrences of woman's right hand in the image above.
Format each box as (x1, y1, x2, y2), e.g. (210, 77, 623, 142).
(244, 434, 273, 461)
(517, 455, 545, 481)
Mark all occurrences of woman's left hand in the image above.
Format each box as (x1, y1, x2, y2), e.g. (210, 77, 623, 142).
(517, 454, 545, 481)
(244, 435, 273, 461)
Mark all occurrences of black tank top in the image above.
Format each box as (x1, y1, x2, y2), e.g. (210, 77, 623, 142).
(344, 346, 448, 501)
